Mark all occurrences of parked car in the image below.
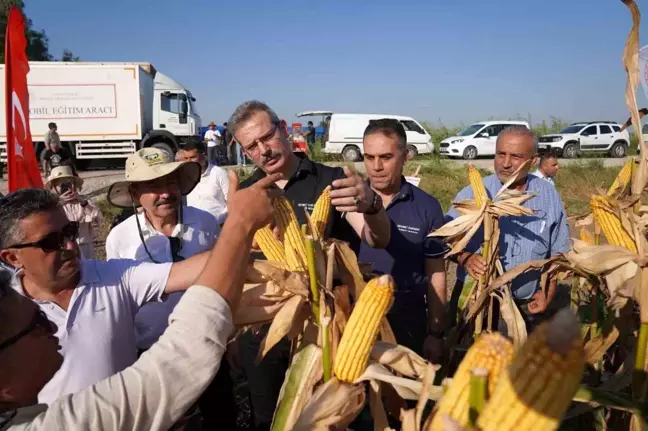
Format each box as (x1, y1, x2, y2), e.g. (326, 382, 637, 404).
(438, 120, 530, 160)
(539, 121, 630, 158)
(296, 111, 434, 161)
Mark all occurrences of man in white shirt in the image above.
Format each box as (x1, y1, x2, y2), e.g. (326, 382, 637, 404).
(105, 147, 234, 427)
(180, 141, 229, 222)
(0, 159, 254, 405)
(203, 121, 222, 164)
(532, 149, 559, 185)
(0, 173, 280, 430)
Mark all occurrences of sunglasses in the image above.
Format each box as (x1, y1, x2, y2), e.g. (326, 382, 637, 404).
(0, 309, 54, 352)
(7, 222, 79, 253)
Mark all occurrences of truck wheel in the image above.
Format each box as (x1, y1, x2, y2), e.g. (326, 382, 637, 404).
(609, 141, 628, 158)
(342, 145, 361, 162)
(151, 142, 175, 158)
(462, 146, 478, 160)
(563, 143, 578, 159)
(406, 145, 418, 159)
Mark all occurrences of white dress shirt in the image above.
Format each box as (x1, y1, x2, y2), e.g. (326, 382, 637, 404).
(2, 286, 233, 431)
(11, 259, 172, 405)
(186, 164, 229, 222)
(105, 206, 220, 349)
(204, 129, 221, 148)
(532, 169, 556, 185)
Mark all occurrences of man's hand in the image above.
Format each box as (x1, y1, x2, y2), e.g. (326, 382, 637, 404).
(58, 189, 77, 205)
(330, 166, 374, 213)
(226, 170, 283, 231)
(423, 334, 444, 364)
(459, 252, 487, 279)
(528, 290, 553, 315)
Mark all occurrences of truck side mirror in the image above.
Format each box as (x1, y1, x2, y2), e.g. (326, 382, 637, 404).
(181, 101, 188, 114)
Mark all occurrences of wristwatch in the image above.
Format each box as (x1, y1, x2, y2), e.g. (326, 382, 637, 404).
(364, 190, 383, 215)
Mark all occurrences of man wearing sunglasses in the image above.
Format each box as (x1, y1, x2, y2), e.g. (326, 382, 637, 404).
(105, 147, 234, 428)
(0, 172, 280, 407)
(0, 175, 280, 430)
(228, 100, 392, 430)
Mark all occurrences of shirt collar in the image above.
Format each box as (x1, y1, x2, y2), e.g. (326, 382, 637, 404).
(368, 176, 413, 205)
(202, 163, 214, 178)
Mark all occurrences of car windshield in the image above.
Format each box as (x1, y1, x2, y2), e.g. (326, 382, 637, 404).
(459, 124, 485, 136)
(559, 125, 584, 134)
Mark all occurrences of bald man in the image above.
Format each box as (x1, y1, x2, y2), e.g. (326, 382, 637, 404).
(446, 126, 570, 331)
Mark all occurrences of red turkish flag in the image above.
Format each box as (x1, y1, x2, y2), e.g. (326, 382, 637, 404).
(5, 6, 43, 192)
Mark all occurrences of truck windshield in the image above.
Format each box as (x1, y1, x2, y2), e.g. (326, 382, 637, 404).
(459, 124, 485, 136)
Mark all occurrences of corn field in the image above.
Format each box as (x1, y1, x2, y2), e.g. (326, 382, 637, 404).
(230, 1, 648, 430)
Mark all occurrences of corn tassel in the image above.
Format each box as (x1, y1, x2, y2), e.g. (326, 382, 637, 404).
(254, 225, 288, 266)
(428, 333, 513, 431)
(310, 186, 332, 238)
(607, 158, 633, 196)
(477, 309, 584, 431)
(589, 195, 637, 253)
(333, 275, 394, 383)
(273, 197, 308, 271)
(468, 164, 488, 207)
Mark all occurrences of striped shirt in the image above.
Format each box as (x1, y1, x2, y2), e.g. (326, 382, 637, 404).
(446, 174, 570, 300)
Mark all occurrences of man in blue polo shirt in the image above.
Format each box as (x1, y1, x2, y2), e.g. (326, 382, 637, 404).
(358, 119, 448, 362)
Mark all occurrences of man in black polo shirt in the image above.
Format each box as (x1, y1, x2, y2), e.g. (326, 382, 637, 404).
(229, 100, 391, 431)
(358, 119, 448, 363)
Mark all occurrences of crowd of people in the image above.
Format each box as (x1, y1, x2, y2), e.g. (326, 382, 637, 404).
(0, 100, 570, 430)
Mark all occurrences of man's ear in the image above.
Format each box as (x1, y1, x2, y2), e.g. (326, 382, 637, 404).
(0, 249, 22, 270)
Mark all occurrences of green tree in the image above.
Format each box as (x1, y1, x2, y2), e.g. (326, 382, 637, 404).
(61, 49, 79, 62)
(0, 0, 52, 62)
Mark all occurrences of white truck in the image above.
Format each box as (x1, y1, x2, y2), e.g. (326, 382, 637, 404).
(0, 61, 201, 169)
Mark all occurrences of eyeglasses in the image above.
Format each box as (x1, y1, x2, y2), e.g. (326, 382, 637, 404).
(0, 309, 54, 352)
(240, 123, 280, 156)
(7, 222, 79, 253)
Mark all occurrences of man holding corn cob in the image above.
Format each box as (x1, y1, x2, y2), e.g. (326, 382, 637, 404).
(447, 126, 570, 329)
(358, 118, 448, 362)
(227, 100, 392, 431)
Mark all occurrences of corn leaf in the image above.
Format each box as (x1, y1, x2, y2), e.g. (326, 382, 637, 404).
(257, 295, 308, 363)
(371, 341, 434, 380)
(293, 378, 365, 430)
(584, 326, 620, 365)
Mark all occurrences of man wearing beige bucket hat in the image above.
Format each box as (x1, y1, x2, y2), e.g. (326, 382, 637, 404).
(45, 166, 101, 259)
(105, 147, 236, 428)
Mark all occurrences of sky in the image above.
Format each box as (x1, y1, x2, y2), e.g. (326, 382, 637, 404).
(24, 0, 648, 128)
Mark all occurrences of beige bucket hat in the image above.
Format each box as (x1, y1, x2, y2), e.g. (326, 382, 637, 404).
(107, 147, 201, 208)
(45, 165, 83, 191)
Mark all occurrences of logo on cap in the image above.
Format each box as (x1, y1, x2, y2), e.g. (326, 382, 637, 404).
(143, 152, 163, 165)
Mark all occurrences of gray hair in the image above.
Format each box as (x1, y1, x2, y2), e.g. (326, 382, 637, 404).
(227, 100, 281, 138)
(497, 125, 538, 153)
(0, 189, 60, 249)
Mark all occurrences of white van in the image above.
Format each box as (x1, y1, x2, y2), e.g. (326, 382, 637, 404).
(438, 120, 531, 159)
(296, 111, 434, 161)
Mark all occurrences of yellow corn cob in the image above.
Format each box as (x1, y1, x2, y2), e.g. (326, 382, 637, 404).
(334, 275, 394, 383)
(273, 197, 308, 271)
(579, 227, 594, 245)
(310, 186, 332, 238)
(477, 309, 584, 431)
(589, 195, 637, 253)
(468, 164, 488, 207)
(254, 225, 288, 266)
(428, 333, 514, 431)
(607, 158, 633, 196)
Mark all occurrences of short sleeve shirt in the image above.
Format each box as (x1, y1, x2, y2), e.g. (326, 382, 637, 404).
(240, 153, 360, 252)
(358, 179, 445, 296)
(11, 259, 172, 404)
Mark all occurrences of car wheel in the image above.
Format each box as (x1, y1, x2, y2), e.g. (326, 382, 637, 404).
(406, 145, 418, 159)
(462, 146, 478, 160)
(609, 142, 628, 158)
(563, 143, 578, 159)
(342, 145, 361, 162)
(150, 142, 175, 158)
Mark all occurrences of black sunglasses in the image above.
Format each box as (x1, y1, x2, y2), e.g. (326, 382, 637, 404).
(0, 309, 54, 352)
(7, 222, 79, 253)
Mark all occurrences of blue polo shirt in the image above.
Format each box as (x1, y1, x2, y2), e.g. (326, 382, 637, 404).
(358, 178, 445, 296)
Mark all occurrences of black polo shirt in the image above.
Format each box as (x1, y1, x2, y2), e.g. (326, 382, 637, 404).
(240, 153, 360, 252)
(358, 178, 445, 296)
